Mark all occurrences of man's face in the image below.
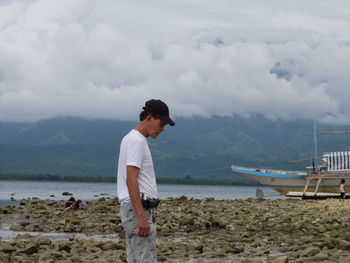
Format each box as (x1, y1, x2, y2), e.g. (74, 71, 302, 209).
(147, 117, 165, 138)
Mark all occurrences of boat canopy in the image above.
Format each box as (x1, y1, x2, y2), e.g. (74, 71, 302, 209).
(324, 151, 350, 171)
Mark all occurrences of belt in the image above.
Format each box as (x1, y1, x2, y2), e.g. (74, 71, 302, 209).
(119, 193, 159, 204)
(140, 192, 159, 200)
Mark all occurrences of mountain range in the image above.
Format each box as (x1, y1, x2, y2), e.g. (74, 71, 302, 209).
(0, 116, 349, 182)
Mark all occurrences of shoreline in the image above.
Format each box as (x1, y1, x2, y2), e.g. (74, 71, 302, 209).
(0, 174, 255, 186)
(1, 182, 281, 206)
(1, 197, 350, 262)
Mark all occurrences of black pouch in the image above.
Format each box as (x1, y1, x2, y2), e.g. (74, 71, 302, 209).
(141, 198, 160, 209)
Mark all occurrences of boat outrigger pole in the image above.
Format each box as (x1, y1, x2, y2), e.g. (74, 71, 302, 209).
(304, 131, 350, 135)
(288, 156, 322, 164)
(295, 120, 319, 172)
(313, 120, 318, 168)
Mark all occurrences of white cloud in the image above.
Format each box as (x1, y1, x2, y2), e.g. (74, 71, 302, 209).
(0, 0, 349, 124)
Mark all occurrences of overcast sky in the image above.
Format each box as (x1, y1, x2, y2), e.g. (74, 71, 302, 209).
(0, 0, 349, 123)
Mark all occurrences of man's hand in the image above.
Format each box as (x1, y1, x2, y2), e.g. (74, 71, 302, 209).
(137, 214, 150, 237)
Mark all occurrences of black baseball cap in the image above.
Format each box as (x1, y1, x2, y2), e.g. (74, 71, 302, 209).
(143, 99, 175, 126)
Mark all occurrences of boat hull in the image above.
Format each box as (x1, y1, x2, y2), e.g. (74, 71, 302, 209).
(232, 166, 350, 195)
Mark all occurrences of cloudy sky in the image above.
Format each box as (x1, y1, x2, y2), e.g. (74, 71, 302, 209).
(0, 0, 349, 123)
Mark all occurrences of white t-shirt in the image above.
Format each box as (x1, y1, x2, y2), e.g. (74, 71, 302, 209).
(340, 183, 346, 193)
(117, 129, 158, 202)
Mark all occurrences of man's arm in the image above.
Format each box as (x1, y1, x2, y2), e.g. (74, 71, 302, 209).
(126, 165, 150, 237)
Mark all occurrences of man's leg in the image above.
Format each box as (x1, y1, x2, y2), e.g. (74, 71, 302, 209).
(120, 202, 157, 263)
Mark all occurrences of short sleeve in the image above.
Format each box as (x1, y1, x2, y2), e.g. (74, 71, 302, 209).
(126, 139, 144, 168)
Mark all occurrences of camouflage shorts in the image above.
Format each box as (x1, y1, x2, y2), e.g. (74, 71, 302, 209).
(120, 202, 157, 263)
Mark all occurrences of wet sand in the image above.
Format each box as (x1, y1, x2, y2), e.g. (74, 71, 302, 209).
(1, 196, 350, 262)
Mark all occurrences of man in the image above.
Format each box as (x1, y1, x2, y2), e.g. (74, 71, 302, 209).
(117, 99, 175, 262)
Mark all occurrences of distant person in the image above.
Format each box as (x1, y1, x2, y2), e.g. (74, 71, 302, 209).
(74, 200, 81, 209)
(79, 200, 88, 210)
(340, 179, 346, 202)
(65, 197, 75, 208)
(66, 199, 82, 210)
(117, 99, 175, 263)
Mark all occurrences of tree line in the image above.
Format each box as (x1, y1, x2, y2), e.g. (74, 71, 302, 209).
(0, 173, 254, 186)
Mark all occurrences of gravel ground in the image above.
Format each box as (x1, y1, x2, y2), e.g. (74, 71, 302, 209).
(1, 196, 350, 262)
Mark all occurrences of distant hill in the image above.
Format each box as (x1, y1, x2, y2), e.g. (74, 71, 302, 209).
(0, 116, 349, 181)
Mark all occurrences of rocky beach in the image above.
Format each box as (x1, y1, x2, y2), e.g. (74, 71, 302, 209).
(1, 196, 350, 262)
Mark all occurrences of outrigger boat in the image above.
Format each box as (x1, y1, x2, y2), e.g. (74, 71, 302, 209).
(231, 123, 350, 198)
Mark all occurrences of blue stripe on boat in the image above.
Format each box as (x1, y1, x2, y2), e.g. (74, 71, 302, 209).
(231, 167, 306, 179)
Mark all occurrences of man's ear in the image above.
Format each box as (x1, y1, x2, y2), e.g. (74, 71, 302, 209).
(145, 114, 153, 121)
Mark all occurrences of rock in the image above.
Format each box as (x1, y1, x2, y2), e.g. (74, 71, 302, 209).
(99, 241, 124, 250)
(158, 256, 167, 262)
(302, 247, 321, 257)
(35, 237, 52, 246)
(66, 216, 80, 225)
(179, 217, 194, 226)
(94, 205, 112, 213)
(339, 256, 350, 263)
(254, 248, 269, 256)
(9, 224, 23, 231)
(271, 256, 288, 263)
(339, 240, 350, 250)
(242, 258, 263, 263)
(0, 252, 9, 262)
(57, 241, 73, 252)
(324, 237, 338, 249)
(62, 192, 73, 196)
(240, 232, 250, 238)
(1, 207, 11, 214)
(47, 201, 56, 206)
(50, 250, 64, 259)
(86, 246, 102, 254)
(20, 221, 31, 227)
(19, 199, 29, 205)
(209, 217, 226, 229)
(38, 251, 53, 262)
(232, 245, 245, 253)
(0, 243, 16, 253)
(109, 218, 119, 224)
(20, 244, 39, 254)
(70, 255, 84, 263)
(178, 195, 188, 201)
(26, 223, 43, 232)
(195, 245, 204, 253)
(313, 251, 329, 261)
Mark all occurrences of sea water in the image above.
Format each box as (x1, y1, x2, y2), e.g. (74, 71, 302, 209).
(0, 180, 285, 207)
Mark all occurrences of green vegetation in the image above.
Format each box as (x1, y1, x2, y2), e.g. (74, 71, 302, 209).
(0, 173, 254, 186)
(0, 173, 116, 182)
(0, 116, 349, 181)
